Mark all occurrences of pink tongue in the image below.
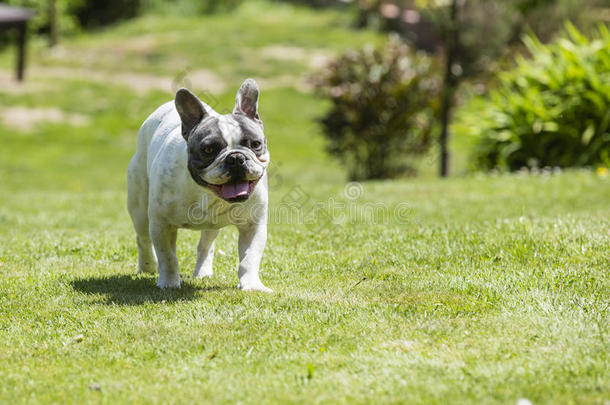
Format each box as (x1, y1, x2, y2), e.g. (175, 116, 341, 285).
(220, 182, 250, 199)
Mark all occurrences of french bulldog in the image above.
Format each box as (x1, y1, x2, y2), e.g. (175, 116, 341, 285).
(127, 79, 271, 291)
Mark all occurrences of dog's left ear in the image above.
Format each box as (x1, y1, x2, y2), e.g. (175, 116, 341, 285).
(233, 78, 261, 122)
(175, 88, 208, 140)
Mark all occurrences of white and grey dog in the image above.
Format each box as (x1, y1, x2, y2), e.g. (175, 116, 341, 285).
(127, 79, 271, 291)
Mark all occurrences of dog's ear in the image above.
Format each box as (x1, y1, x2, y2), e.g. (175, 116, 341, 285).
(175, 88, 207, 140)
(233, 78, 261, 122)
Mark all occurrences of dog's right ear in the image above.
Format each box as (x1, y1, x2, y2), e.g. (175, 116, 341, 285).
(175, 88, 207, 140)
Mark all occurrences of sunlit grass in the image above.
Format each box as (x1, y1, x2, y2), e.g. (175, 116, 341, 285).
(0, 1, 608, 404)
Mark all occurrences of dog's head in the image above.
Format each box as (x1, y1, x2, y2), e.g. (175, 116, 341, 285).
(175, 79, 269, 203)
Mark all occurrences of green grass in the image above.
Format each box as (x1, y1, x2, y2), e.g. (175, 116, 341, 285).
(0, 1, 609, 403)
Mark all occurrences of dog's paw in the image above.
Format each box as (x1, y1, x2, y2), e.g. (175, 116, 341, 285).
(237, 282, 273, 293)
(157, 276, 182, 289)
(192, 268, 213, 279)
(138, 262, 157, 275)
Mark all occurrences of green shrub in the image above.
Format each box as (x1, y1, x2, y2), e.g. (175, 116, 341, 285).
(314, 35, 441, 180)
(473, 24, 610, 171)
(73, 0, 245, 27)
(70, 0, 141, 28)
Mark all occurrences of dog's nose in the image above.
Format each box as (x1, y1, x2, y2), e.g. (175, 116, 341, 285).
(226, 152, 246, 167)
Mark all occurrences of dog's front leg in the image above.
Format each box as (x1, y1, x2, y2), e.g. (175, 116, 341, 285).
(237, 222, 271, 292)
(193, 229, 219, 278)
(150, 221, 181, 288)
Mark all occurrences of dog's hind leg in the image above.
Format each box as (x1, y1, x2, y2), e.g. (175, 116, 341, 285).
(127, 154, 157, 274)
(193, 229, 219, 278)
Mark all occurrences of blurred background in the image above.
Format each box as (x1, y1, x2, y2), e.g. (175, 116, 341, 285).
(0, 0, 608, 194)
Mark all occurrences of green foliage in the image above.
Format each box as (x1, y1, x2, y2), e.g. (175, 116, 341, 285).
(70, 0, 141, 28)
(473, 24, 610, 171)
(0, 0, 245, 38)
(3, 0, 81, 35)
(362, 0, 603, 77)
(72, 0, 245, 28)
(314, 36, 441, 180)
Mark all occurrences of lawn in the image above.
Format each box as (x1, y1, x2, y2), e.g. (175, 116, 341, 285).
(0, 1, 608, 404)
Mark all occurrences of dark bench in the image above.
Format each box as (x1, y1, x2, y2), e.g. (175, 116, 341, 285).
(0, 4, 34, 81)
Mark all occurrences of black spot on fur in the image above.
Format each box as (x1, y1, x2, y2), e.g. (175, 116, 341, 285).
(232, 114, 266, 156)
(187, 117, 228, 186)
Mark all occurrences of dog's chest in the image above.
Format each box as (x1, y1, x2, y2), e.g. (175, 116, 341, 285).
(152, 179, 264, 230)
(176, 195, 236, 230)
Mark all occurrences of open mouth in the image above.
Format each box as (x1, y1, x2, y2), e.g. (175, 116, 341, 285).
(203, 178, 260, 203)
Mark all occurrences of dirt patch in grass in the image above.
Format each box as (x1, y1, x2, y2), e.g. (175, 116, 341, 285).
(48, 36, 160, 62)
(253, 45, 331, 91)
(178, 69, 227, 94)
(259, 45, 332, 69)
(0, 70, 55, 94)
(256, 74, 314, 92)
(112, 34, 159, 58)
(0, 106, 90, 131)
(260, 45, 308, 61)
(24, 66, 226, 95)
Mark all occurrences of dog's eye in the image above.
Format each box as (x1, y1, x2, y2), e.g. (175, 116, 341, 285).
(251, 141, 262, 150)
(202, 146, 214, 154)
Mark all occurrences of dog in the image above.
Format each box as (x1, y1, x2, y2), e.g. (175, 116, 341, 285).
(127, 79, 271, 291)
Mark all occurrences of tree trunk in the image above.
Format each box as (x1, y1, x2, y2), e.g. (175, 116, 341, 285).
(16, 23, 27, 81)
(49, 0, 58, 47)
(439, 0, 460, 177)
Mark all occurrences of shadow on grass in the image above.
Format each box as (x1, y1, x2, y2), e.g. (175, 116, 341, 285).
(70, 274, 231, 305)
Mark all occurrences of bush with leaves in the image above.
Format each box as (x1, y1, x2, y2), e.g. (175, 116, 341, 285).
(314, 36, 441, 180)
(70, 0, 141, 28)
(473, 24, 610, 171)
(73, 0, 244, 28)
